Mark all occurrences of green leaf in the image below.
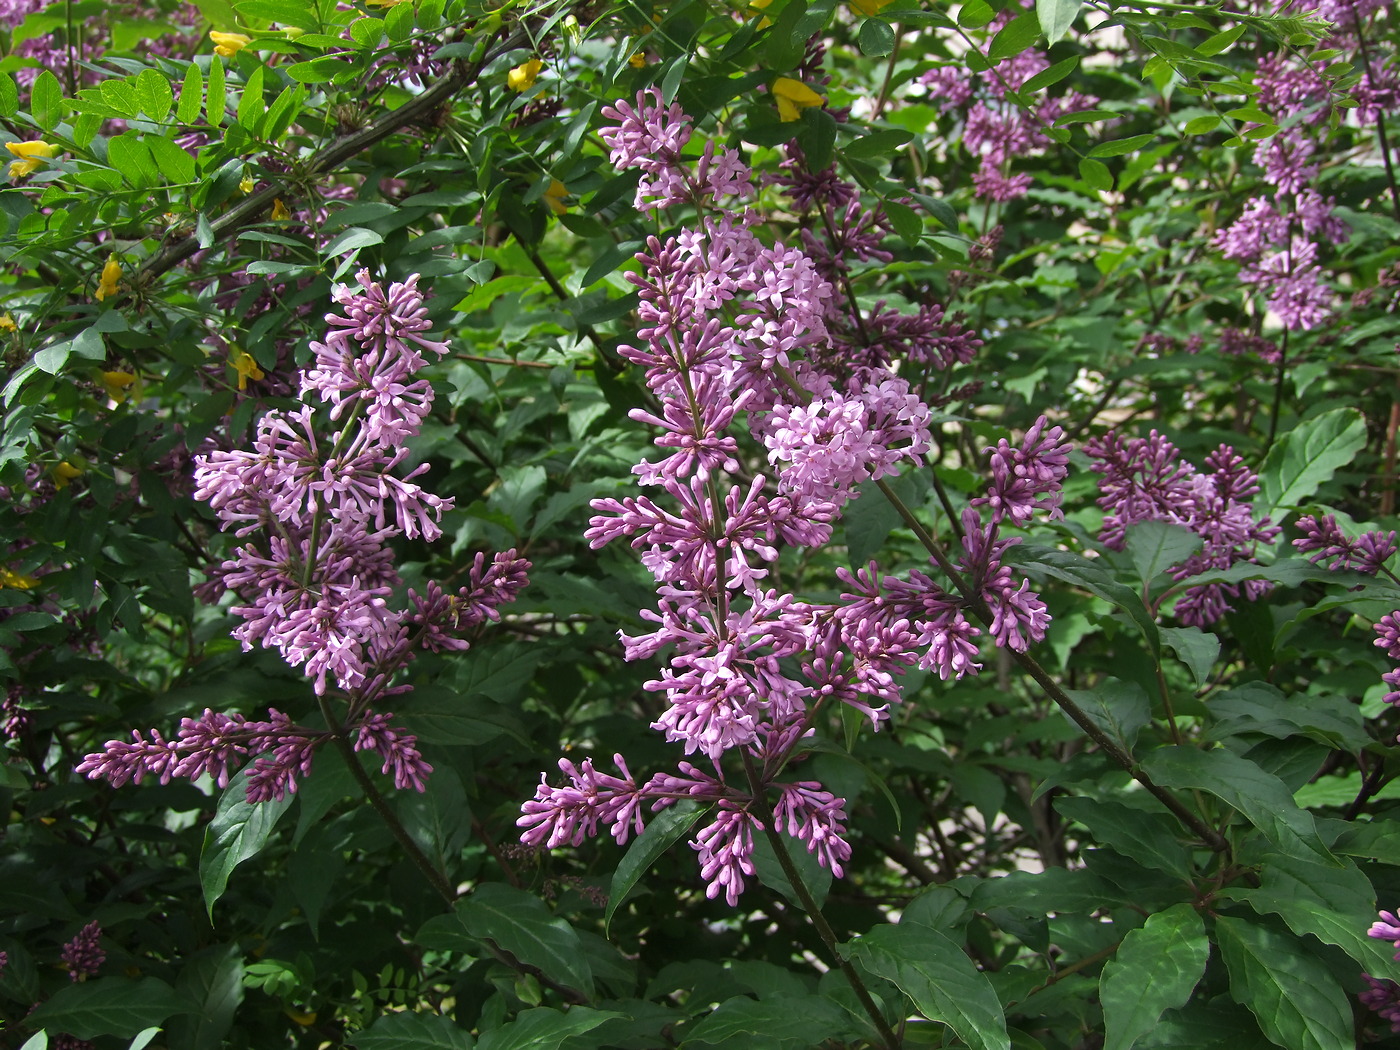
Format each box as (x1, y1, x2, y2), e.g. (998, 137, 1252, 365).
(108, 133, 158, 189)
(1054, 797, 1192, 878)
(1078, 157, 1113, 191)
(236, 65, 266, 130)
(1197, 23, 1246, 56)
(1255, 408, 1367, 520)
(136, 68, 172, 121)
(841, 923, 1010, 1050)
(455, 884, 593, 997)
(177, 63, 203, 124)
(844, 128, 915, 163)
(475, 1007, 620, 1050)
(352, 1012, 474, 1050)
(207, 57, 226, 126)
(858, 19, 896, 57)
(1184, 115, 1221, 135)
(1159, 626, 1219, 688)
(25, 978, 187, 1040)
(1141, 746, 1337, 866)
(1206, 682, 1366, 751)
(1215, 916, 1353, 1050)
(148, 135, 197, 184)
(1220, 852, 1396, 976)
(684, 995, 858, 1047)
(1090, 133, 1157, 157)
(31, 70, 62, 130)
(1124, 521, 1203, 584)
(1100, 904, 1208, 1050)
(1023, 54, 1080, 93)
(958, 0, 996, 28)
(1064, 678, 1150, 752)
(752, 828, 832, 909)
(199, 768, 294, 916)
(1036, 0, 1081, 43)
(606, 800, 706, 932)
(169, 946, 243, 1050)
(0, 73, 17, 118)
(884, 199, 922, 244)
(988, 9, 1041, 61)
(322, 226, 384, 257)
(1004, 544, 1160, 653)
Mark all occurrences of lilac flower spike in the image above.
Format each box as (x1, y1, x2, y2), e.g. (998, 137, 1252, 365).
(80, 272, 528, 802)
(61, 921, 104, 981)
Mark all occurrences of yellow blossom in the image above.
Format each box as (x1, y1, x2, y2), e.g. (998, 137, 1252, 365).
(239, 173, 255, 194)
(52, 461, 82, 489)
(270, 198, 291, 221)
(285, 1009, 318, 1026)
(1, 567, 39, 589)
(101, 370, 139, 402)
(7, 140, 55, 180)
(543, 179, 568, 216)
(507, 58, 543, 92)
(850, 0, 893, 14)
(95, 254, 121, 302)
(629, 52, 647, 68)
(749, 0, 774, 27)
(232, 351, 265, 390)
(772, 77, 826, 122)
(210, 30, 252, 58)
(0, 313, 16, 332)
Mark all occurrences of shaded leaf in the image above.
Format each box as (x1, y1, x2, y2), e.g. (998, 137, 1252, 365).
(607, 800, 706, 932)
(1100, 904, 1208, 1050)
(200, 768, 294, 916)
(1256, 408, 1367, 520)
(26, 978, 187, 1040)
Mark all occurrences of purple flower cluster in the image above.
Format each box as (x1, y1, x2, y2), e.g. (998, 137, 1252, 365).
(1294, 514, 1398, 574)
(920, 37, 1097, 203)
(519, 91, 1068, 905)
(1086, 432, 1280, 625)
(79, 272, 529, 802)
(60, 921, 103, 981)
(1367, 911, 1400, 1030)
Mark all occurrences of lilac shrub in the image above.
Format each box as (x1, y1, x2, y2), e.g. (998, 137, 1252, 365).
(518, 90, 1069, 904)
(79, 272, 529, 802)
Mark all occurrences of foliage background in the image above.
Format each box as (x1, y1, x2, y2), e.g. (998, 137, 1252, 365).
(2, 0, 1400, 1048)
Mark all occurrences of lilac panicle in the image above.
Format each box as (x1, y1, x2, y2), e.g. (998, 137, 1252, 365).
(1294, 514, 1397, 575)
(60, 921, 104, 981)
(1086, 431, 1279, 626)
(80, 271, 528, 802)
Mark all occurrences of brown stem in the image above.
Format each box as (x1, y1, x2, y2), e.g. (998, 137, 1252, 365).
(139, 32, 526, 282)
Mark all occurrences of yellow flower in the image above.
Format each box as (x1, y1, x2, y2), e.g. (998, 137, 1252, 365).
(772, 77, 826, 122)
(52, 461, 82, 488)
(629, 52, 647, 68)
(543, 179, 568, 216)
(270, 198, 291, 221)
(209, 30, 252, 58)
(284, 1009, 318, 1026)
(363, 0, 407, 7)
(7, 140, 55, 180)
(0, 313, 16, 332)
(239, 173, 255, 194)
(95, 254, 121, 302)
(1, 567, 39, 589)
(749, 0, 774, 27)
(232, 351, 265, 390)
(507, 58, 543, 92)
(850, 0, 893, 14)
(101, 370, 138, 402)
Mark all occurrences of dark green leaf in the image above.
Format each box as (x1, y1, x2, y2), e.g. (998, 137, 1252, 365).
(1054, 797, 1192, 878)
(456, 884, 593, 997)
(1215, 916, 1353, 1050)
(31, 70, 62, 130)
(607, 800, 706, 932)
(1023, 54, 1080, 92)
(842, 923, 1010, 1050)
(1159, 626, 1219, 688)
(752, 828, 832, 909)
(1100, 904, 1208, 1050)
(858, 19, 896, 57)
(1064, 678, 1150, 752)
(352, 1011, 474, 1050)
(684, 995, 858, 1047)
(844, 128, 914, 160)
(200, 768, 294, 916)
(1078, 157, 1113, 190)
(1090, 134, 1157, 158)
(474, 1007, 620, 1050)
(25, 978, 187, 1040)
(1256, 408, 1367, 520)
(1124, 521, 1203, 584)
(1141, 746, 1337, 866)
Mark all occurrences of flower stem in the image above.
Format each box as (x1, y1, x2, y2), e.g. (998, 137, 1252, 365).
(742, 755, 901, 1050)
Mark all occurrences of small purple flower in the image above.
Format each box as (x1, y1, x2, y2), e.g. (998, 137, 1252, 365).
(693, 804, 760, 907)
(61, 921, 104, 981)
